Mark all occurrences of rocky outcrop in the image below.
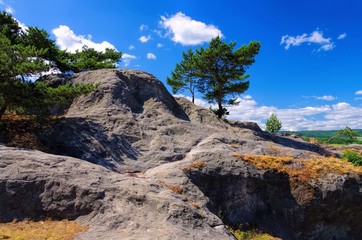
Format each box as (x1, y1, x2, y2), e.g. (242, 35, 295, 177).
(0, 145, 233, 239)
(1, 69, 362, 239)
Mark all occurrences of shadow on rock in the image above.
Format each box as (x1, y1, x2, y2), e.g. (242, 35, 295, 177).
(187, 165, 362, 240)
(38, 117, 140, 171)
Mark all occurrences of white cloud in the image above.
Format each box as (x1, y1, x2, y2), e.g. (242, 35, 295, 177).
(337, 33, 347, 40)
(159, 12, 223, 46)
(176, 95, 362, 131)
(14, 18, 28, 32)
(139, 35, 151, 43)
(157, 43, 164, 48)
(280, 30, 335, 51)
(122, 53, 137, 67)
(5, 6, 13, 14)
(355, 90, 362, 95)
(128, 45, 135, 50)
(52, 25, 116, 53)
(139, 24, 148, 31)
(316, 95, 336, 101)
(147, 53, 156, 60)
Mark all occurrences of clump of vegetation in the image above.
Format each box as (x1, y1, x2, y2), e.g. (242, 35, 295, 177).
(231, 153, 362, 182)
(265, 113, 282, 134)
(341, 150, 362, 166)
(0, 219, 88, 240)
(189, 161, 206, 170)
(228, 227, 281, 240)
(322, 127, 361, 145)
(157, 180, 184, 194)
(167, 36, 260, 118)
(0, 11, 121, 122)
(288, 128, 362, 145)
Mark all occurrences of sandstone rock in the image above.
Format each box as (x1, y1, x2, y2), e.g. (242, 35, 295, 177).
(1, 69, 361, 239)
(0, 145, 234, 239)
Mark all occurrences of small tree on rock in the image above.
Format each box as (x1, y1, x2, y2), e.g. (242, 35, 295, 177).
(166, 49, 199, 103)
(265, 113, 282, 134)
(327, 126, 360, 143)
(195, 37, 260, 118)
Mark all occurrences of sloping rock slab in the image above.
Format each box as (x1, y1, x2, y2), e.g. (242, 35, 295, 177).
(0, 145, 233, 239)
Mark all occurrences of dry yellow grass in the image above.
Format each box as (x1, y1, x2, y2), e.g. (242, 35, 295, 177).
(189, 161, 206, 170)
(188, 200, 201, 209)
(231, 153, 362, 182)
(157, 180, 184, 194)
(0, 219, 88, 240)
(230, 143, 239, 149)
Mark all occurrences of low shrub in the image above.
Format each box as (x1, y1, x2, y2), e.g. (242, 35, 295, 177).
(341, 150, 362, 166)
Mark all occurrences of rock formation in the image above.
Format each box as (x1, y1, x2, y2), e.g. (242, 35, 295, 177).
(1, 69, 361, 239)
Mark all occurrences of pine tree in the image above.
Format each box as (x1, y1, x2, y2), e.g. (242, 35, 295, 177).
(0, 11, 121, 120)
(195, 37, 260, 118)
(166, 49, 199, 103)
(265, 113, 282, 133)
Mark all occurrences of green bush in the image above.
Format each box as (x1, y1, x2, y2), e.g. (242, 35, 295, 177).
(341, 150, 362, 166)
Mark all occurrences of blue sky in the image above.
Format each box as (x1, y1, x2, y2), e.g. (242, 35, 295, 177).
(1, 0, 362, 130)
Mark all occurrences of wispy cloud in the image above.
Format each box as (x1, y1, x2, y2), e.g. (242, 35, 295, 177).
(337, 33, 347, 40)
(139, 24, 148, 31)
(159, 12, 223, 46)
(128, 45, 135, 50)
(139, 35, 151, 43)
(0, 0, 14, 14)
(122, 53, 137, 67)
(355, 90, 362, 95)
(303, 95, 337, 101)
(5, 6, 13, 14)
(281, 30, 335, 52)
(157, 43, 164, 48)
(146, 53, 156, 60)
(316, 95, 336, 101)
(52, 25, 116, 53)
(176, 95, 362, 131)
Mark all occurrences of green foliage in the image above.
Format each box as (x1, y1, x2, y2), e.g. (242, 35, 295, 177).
(167, 36, 260, 118)
(67, 46, 122, 73)
(228, 227, 280, 240)
(265, 113, 282, 133)
(0, 11, 119, 121)
(326, 126, 361, 144)
(166, 49, 199, 103)
(210, 106, 229, 117)
(196, 37, 260, 118)
(341, 150, 362, 166)
(285, 129, 362, 145)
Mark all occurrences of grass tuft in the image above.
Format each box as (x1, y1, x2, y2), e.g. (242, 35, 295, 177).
(157, 181, 184, 194)
(228, 227, 281, 240)
(232, 154, 362, 182)
(0, 219, 88, 240)
(189, 161, 206, 170)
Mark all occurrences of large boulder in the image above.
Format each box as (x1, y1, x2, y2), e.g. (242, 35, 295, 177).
(1, 69, 361, 239)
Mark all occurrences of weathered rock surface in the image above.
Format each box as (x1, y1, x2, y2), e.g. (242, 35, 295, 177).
(1, 69, 362, 239)
(0, 145, 234, 239)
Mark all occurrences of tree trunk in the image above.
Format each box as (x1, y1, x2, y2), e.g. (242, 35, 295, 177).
(0, 104, 7, 121)
(189, 80, 195, 103)
(217, 81, 223, 118)
(217, 98, 222, 118)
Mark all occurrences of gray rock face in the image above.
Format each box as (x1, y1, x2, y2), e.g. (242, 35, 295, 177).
(1, 69, 362, 239)
(0, 146, 234, 239)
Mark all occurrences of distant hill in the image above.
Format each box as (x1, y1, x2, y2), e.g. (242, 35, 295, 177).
(284, 129, 362, 138)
